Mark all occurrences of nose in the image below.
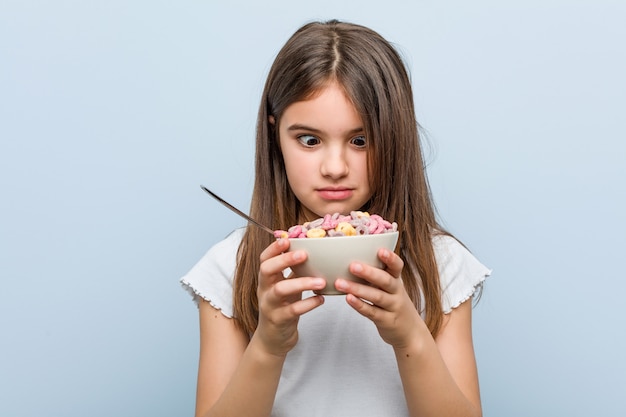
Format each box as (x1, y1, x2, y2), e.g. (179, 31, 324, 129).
(320, 146, 349, 179)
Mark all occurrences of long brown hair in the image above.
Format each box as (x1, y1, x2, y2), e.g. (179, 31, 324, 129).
(233, 20, 449, 337)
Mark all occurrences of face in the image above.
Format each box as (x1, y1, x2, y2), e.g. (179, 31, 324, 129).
(277, 82, 372, 221)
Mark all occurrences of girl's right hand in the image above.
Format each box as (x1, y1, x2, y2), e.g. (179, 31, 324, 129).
(254, 238, 326, 357)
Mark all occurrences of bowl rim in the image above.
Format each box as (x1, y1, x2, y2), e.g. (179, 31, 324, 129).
(287, 230, 398, 242)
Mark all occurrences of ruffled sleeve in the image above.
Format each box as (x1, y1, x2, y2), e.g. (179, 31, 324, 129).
(179, 228, 245, 318)
(432, 234, 492, 313)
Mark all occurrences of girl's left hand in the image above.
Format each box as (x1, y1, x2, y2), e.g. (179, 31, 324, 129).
(334, 249, 424, 349)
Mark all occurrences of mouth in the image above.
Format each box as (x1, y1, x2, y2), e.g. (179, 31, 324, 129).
(317, 187, 354, 201)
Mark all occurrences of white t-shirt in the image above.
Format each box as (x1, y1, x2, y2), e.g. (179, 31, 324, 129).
(181, 228, 491, 417)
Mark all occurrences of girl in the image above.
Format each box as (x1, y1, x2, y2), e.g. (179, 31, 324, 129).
(182, 20, 490, 417)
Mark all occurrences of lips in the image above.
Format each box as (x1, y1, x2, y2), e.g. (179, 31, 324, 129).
(317, 187, 354, 200)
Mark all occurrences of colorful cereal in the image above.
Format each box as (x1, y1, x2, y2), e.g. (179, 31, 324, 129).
(273, 212, 397, 238)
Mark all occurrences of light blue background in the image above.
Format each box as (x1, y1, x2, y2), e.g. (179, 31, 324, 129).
(1, 1, 624, 416)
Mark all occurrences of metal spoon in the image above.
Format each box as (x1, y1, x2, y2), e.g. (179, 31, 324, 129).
(200, 185, 275, 235)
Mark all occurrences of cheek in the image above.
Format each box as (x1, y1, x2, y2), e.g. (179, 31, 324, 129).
(282, 152, 307, 185)
(354, 153, 370, 177)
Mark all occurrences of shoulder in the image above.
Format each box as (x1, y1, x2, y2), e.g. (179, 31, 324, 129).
(187, 227, 245, 280)
(179, 228, 246, 317)
(431, 234, 492, 313)
(208, 227, 246, 262)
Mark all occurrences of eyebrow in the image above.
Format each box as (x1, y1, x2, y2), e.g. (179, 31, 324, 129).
(286, 124, 364, 135)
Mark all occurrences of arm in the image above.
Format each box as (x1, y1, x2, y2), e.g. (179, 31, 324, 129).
(195, 238, 327, 417)
(393, 300, 482, 417)
(335, 249, 482, 417)
(195, 301, 285, 417)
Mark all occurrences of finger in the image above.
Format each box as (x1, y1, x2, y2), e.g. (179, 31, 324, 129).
(259, 238, 289, 263)
(336, 275, 390, 308)
(285, 293, 326, 316)
(345, 293, 382, 321)
(378, 248, 404, 278)
(270, 277, 327, 301)
(349, 261, 401, 295)
(259, 281, 326, 324)
(259, 242, 308, 289)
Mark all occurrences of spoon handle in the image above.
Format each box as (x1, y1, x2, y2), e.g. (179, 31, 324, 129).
(200, 185, 275, 235)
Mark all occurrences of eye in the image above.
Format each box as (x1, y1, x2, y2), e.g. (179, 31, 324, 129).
(350, 135, 367, 148)
(297, 134, 320, 147)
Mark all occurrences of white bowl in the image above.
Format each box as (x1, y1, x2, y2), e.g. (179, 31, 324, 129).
(288, 232, 399, 295)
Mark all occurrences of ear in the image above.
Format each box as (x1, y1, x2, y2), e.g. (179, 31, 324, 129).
(268, 115, 276, 125)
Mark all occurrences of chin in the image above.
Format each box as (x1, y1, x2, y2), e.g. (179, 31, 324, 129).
(310, 203, 359, 218)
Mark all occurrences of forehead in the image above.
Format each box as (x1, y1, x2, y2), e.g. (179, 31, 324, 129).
(279, 83, 363, 133)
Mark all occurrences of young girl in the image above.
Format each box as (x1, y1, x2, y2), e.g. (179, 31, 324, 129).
(181, 20, 490, 417)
